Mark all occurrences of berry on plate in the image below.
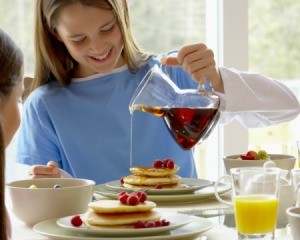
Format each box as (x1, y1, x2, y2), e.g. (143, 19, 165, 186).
(70, 215, 83, 227)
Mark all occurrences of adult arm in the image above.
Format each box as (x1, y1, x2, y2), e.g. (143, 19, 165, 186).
(217, 67, 300, 127)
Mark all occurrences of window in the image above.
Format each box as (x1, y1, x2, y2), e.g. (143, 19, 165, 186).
(1, 0, 35, 182)
(248, 0, 300, 159)
(2, 1, 298, 183)
(2, 0, 214, 182)
(0, 0, 35, 76)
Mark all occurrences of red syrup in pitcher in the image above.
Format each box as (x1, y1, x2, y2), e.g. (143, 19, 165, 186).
(135, 106, 219, 150)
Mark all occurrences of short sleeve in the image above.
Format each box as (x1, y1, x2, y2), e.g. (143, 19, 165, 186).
(15, 95, 62, 167)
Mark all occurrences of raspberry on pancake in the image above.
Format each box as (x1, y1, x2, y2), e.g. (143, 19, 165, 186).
(130, 165, 180, 177)
(88, 200, 156, 214)
(85, 209, 161, 226)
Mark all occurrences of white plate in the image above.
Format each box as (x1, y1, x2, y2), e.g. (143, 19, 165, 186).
(34, 215, 214, 240)
(56, 212, 191, 237)
(105, 178, 213, 195)
(95, 182, 230, 204)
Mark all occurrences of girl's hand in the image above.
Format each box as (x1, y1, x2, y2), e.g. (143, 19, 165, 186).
(162, 43, 224, 93)
(28, 161, 61, 179)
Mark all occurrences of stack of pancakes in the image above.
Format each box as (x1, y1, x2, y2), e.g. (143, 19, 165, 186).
(122, 165, 184, 189)
(85, 200, 160, 228)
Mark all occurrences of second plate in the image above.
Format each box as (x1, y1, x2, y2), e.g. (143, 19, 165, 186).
(105, 178, 213, 195)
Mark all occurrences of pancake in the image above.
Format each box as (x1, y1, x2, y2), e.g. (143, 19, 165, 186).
(130, 165, 180, 177)
(123, 174, 181, 186)
(123, 182, 188, 189)
(85, 209, 161, 226)
(88, 200, 156, 214)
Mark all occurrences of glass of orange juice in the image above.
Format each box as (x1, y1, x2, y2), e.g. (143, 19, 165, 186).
(215, 167, 281, 239)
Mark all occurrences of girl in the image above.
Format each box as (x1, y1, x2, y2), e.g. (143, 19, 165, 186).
(0, 29, 23, 240)
(17, 0, 299, 184)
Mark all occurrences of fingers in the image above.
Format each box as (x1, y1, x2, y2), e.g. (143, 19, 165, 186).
(160, 56, 180, 66)
(47, 161, 58, 168)
(28, 161, 60, 178)
(28, 174, 55, 179)
(177, 43, 207, 65)
(161, 43, 223, 92)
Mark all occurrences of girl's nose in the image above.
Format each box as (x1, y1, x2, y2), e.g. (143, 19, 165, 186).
(90, 36, 105, 53)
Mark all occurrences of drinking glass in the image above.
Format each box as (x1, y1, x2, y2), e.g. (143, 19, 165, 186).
(215, 167, 281, 239)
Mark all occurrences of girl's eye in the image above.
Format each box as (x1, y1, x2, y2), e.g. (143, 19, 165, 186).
(101, 23, 115, 33)
(71, 38, 86, 44)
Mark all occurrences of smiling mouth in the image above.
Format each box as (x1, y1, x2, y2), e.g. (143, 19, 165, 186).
(90, 48, 112, 62)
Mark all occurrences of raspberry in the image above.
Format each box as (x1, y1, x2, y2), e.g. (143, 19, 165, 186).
(166, 159, 174, 169)
(155, 185, 162, 189)
(136, 191, 147, 203)
(120, 177, 124, 185)
(162, 158, 172, 168)
(134, 220, 146, 228)
(70, 215, 83, 227)
(127, 194, 139, 205)
(145, 220, 156, 228)
(152, 159, 163, 168)
(161, 219, 170, 226)
(155, 220, 162, 227)
(119, 191, 127, 196)
(118, 192, 129, 204)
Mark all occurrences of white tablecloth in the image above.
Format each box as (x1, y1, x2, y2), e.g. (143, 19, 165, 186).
(8, 194, 291, 240)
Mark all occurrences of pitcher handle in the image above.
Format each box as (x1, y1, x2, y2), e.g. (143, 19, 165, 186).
(214, 175, 233, 207)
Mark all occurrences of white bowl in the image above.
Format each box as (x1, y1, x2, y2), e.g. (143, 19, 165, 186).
(286, 206, 300, 240)
(223, 154, 296, 175)
(6, 178, 95, 226)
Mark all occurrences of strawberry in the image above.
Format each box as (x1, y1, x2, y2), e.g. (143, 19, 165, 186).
(241, 154, 255, 160)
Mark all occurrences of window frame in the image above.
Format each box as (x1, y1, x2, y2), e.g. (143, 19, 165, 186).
(205, 0, 249, 178)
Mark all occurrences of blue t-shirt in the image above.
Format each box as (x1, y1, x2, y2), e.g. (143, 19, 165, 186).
(16, 57, 200, 184)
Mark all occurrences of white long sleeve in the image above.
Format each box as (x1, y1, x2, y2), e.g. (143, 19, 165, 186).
(217, 67, 300, 128)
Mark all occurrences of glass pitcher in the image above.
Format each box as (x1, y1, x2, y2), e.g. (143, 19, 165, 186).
(129, 62, 220, 150)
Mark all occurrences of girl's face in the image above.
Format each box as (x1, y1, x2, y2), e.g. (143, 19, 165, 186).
(0, 79, 23, 147)
(55, 3, 125, 78)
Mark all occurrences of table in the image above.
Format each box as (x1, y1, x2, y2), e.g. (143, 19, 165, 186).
(8, 193, 292, 240)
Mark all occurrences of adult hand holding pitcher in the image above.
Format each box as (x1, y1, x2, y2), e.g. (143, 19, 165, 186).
(214, 167, 281, 240)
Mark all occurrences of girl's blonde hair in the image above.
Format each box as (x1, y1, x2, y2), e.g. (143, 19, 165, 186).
(34, 0, 152, 90)
(0, 28, 23, 240)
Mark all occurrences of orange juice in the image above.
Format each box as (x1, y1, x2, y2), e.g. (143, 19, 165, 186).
(234, 194, 278, 234)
